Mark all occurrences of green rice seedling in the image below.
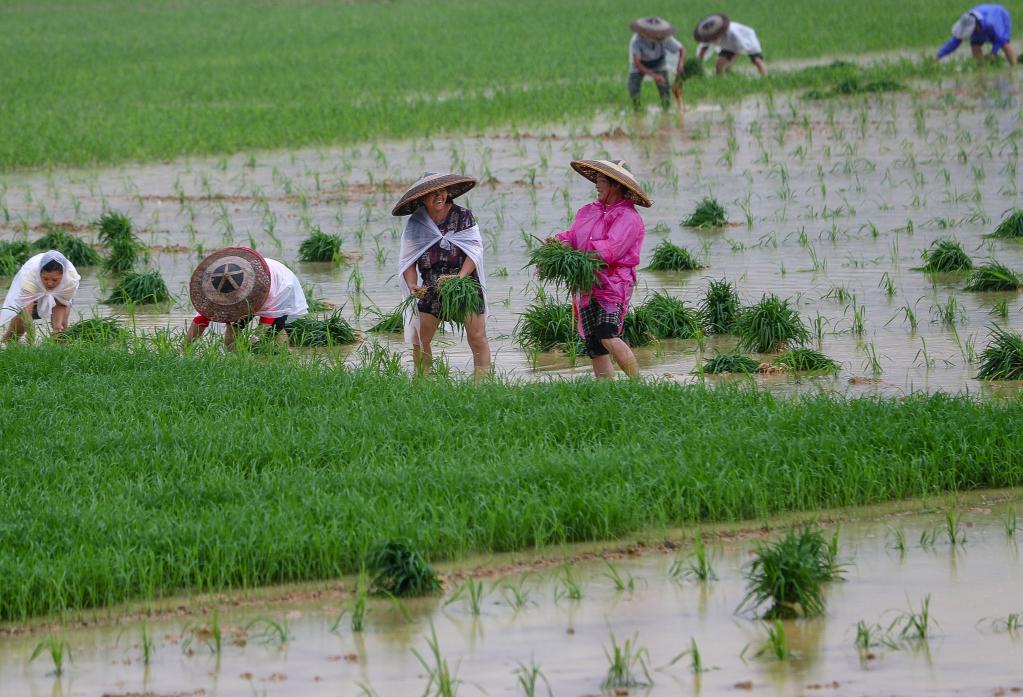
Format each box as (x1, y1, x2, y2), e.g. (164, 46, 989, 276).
(976, 325, 1023, 380)
(96, 211, 144, 273)
(368, 540, 440, 597)
(286, 311, 357, 347)
(668, 637, 707, 674)
(853, 621, 893, 653)
(30, 634, 71, 676)
(515, 294, 582, 353)
(141, 623, 154, 666)
(303, 285, 335, 313)
(446, 577, 486, 615)
(367, 294, 417, 334)
(682, 197, 727, 228)
(1004, 507, 1017, 537)
(602, 630, 653, 689)
(102, 269, 171, 305)
(944, 508, 966, 546)
(527, 239, 605, 295)
(990, 299, 1010, 319)
(988, 208, 1023, 238)
(735, 294, 809, 353)
(645, 240, 705, 271)
(437, 275, 483, 325)
(964, 260, 1022, 291)
(750, 620, 794, 661)
(332, 568, 370, 633)
(501, 577, 533, 610)
(514, 658, 552, 697)
(772, 348, 839, 373)
(32, 227, 100, 267)
(918, 527, 937, 549)
(638, 292, 704, 339)
(699, 353, 759, 374)
(621, 306, 656, 347)
(298, 227, 343, 262)
(701, 278, 740, 334)
(738, 527, 844, 619)
(888, 595, 937, 643)
(246, 616, 291, 647)
(679, 56, 704, 81)
(929, 295, 966, 327)
(879, 272, 896, 297)
(56, 317, 131, 344)
(683, 533, 717, 582)
(603, 561, 637, 593)
(985, 612, 1023, 636)
(555, 564, 584, 602)
(413, 623, 461, 697)
(887, 526, 907, 553)
(917, 239, 973, 273)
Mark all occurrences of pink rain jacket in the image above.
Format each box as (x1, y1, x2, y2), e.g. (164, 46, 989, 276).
(555, 198, 645, 334)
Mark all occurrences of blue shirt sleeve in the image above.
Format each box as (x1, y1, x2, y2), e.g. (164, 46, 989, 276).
(937, 36, 962, 58)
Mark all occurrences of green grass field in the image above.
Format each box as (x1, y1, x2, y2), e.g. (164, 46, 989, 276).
(0, 0, 983, 169)
(1, 341, 1021, 622)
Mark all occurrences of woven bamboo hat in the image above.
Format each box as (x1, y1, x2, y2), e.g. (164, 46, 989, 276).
(630, 16, 677, 41)
(694, 14, 730, 43)
(391, 172, 477, 216)
(189, 247, 272, 322)
(571, 159, 653, 208)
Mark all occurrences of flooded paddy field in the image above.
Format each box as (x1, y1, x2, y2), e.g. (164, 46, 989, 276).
(3, 74, 1023, 392)
(3, 494, 1021, 697)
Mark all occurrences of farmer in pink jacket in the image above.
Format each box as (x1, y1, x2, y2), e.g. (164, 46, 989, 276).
(552, 159, 650, 379)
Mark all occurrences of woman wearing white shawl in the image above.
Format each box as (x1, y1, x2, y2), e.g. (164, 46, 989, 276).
(393, 172, 491, 379)
(1, 250, 80, 343)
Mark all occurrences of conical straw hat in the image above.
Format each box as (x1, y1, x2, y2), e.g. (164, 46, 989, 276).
(391, 172, 477, 217)
(189, 247, 272, 322)
(570, 159, 653, 208)
(629, 16, 677, 41)
(694, 14, 730, 43)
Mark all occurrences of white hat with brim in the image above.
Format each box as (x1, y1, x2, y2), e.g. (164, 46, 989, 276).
(570, 159, 653, 208)
(952, 12, 977, 40)
(391, 172, 477, 217)
(630, 16, 677, 41)
(694, 13, 730, 43)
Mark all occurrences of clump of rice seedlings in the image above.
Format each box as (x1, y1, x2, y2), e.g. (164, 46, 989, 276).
(298, 227, 343, 262)
(964, 260, 1022, 291)
(287, 311, 357, 347)
(637, 292, 703, 339)
(683, 534, 717, 581)
(738, 527, 844, 619)
(437, 275, 483, 325)
(30, 634, 71, 676)
(681, 197, 727, 228)
(888, 595, 936, 643)
(368, 295, 417, 334)
(668, 637, 707, 674)
(602, 630, 653, 689)
(985, 612, 1023, 636)
(1004, 507, 1018, 537)
(413, 623, 461, 697)
(0, 240, 33, 275)
(917, 239, 972, 273)
(102, 270, 170, 305)
(96, 211, 144, 273)
(528, 239, 605, 295)
(773, 348, 840, 373)
(645, 240, 705, 271)
(943, 508, 966, 546)
(445, 577, 487, 615)
(33, 227, 100, 267)
(735, 294, 809, 353)
(603, 561, 637, 593)
(622, 306, 656, 347)
(368, 541, 441, 597)
(701, 278, 740, 334)
(515, 294, 583, 353)
(976, 325, 1023, 380)
(748, 619, 795, 661)
(679, 56, 705, 81)
(700, 353, 759, 374)
(56, 317, 131, 344)
(988, 208, 1023, 238)
(514, 659, 552, 697)
(555, 564, 584, 602)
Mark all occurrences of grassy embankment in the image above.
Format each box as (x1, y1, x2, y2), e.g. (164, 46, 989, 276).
(1, 341, 1021, 622)
(0, 0, 990, 169)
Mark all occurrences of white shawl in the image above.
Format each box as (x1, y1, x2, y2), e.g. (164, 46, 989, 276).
(396, 207, 487, 345)
(0, 250, 81, 328)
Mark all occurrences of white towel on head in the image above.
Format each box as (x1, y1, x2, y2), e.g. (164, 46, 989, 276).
(0, 250, 80, 328)
(952, 12, 977, 40)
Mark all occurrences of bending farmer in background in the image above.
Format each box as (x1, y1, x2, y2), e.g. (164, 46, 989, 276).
(628, 16, 686, 109)
(936, 5, 1017, 65)
(695, 14, 768, 77)
(1, 250, 80, 343)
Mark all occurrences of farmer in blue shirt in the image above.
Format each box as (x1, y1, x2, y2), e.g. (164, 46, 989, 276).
(935, 4, 1017, 65)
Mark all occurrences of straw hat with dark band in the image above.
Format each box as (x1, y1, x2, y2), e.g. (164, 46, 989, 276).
(571, 159, 653, 208)
(189, 247, 272, 322)
(391, 172, 477, 216)
(694, 13, 730, 43)
(629, 16, 676, 41)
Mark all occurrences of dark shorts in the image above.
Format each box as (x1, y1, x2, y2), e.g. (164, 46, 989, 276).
(30, 305, 40, 320)
(580, 300, 623, 357)
(720, 50, 763, 62)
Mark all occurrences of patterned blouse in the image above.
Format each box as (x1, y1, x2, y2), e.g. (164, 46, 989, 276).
(415, 204, 484, 317)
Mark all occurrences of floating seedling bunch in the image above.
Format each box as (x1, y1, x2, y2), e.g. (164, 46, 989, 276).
(515, 293, 582, 353)
(682, 197, 727, 228)
(437, 275, 483, 325)
(988, 208, 1023, 239)
(56, 317, 131, 345)
(976, 325, 1023, 380)
(773, 348, 840, 373)
(103, 270, 170, 305)
(964, 260, 1022, 292)
(735, 294, 809, 354)
(287, 311, 357, 347)
(368, 541, 441, 598)
(33, 227, 100, 267)
(96, 211, 144, 273)
(645, 239, 705, 271)
(701, 279, 740, 334)
(635, 292, 703, 340)
(699, 353, 759, 374)
(528, 239, 605, 295)
(917, 239, 972, 273)
(621, 307, 656, 347)
(298, 227, 343, 262)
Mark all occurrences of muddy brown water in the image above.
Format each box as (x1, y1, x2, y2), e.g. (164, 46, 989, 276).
(2, 76, 1023, 394)
(2, 499, 1022, 697)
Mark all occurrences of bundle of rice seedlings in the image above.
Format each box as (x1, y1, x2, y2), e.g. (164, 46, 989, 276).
(988, 208, 1023, 239)
(735, 294, 809, 353)
(964, 260, 1022, 291)
(679, 56, 705, 81)
(701, 278, 741, 334)
(515, 293, 582, 353)
(976, 325, 1023, 380)
(96, 211, 144, 273)
(681, 197, 727, 228)
(286, 310, 357, 347)
(645, 240, 705, 271)
(437, 275, 483, 325)
(367, 295, 417, 334)
(56, 317, 131, 345)
(102, 270, 171, 305)
(32, 228, 101, 267)
(0, 240, 33, 275)
(773, 348, 840, 373)
(298, 227, 343, 262)
(917, 239, 973, 273)
(637, 292, 703, 339)
(738, 527, 844, 619)
(622, 306, 656, 347)
(302, 284, 336, 312)
(528, 239, 606, 295)
(699, 353, 759, 374)
(368, 541, 441, 597)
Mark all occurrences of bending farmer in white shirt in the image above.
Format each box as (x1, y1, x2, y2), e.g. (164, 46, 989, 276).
(1, 250, 80, 343)
(696, 17, 768, 77)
